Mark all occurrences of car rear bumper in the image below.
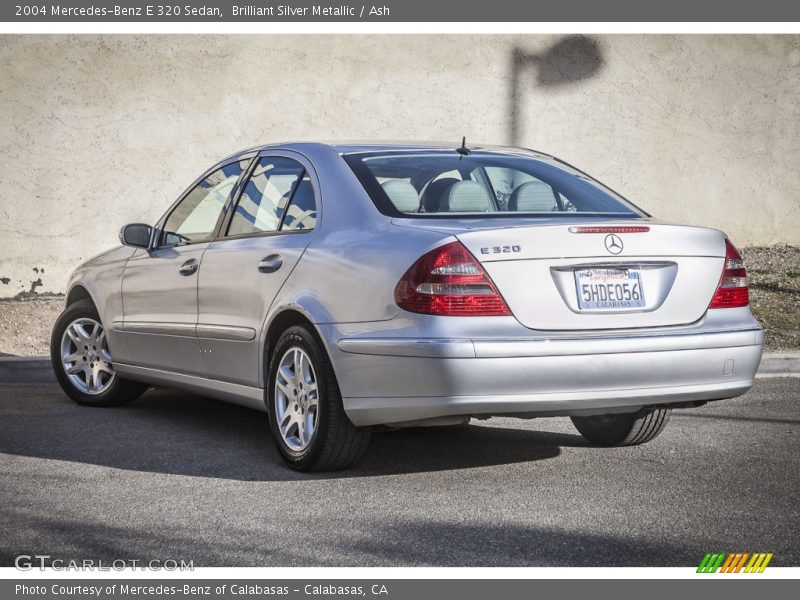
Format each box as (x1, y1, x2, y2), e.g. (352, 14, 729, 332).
(329, 327, 763, 426)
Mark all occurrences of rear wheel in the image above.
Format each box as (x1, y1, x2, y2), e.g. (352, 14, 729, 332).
(50, 299, 147, 407)
(571, 409, 670, 446)
(267, 325, 371, 471)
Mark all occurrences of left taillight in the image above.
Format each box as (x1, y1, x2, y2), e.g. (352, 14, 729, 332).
(709, 239, 749, 309)
(394, 241, 511, 316)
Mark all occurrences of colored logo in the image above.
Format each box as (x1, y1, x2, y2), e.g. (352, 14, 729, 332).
(697, 552, 773, 573)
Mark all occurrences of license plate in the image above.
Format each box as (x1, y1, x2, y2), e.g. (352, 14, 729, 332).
(574, 268, 645, 310)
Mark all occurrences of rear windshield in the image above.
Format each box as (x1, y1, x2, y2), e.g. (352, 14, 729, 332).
(344, 151, 645, 218)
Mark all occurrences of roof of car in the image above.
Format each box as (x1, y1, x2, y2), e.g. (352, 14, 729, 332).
(213, 142, 566, 177)
(329, 142, 536, 155)
(244, 141, 554, 158)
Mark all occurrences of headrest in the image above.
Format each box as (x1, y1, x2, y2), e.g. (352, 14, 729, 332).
(508, 180, 558, 212)
(381, 180, 420, 213)
(442, 180, 493, 213)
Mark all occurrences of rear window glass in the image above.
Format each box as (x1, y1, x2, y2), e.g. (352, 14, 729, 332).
(344, 152, 644, 218)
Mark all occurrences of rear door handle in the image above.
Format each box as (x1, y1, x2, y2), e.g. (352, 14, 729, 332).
(179, 259, 199, 276)
(258, 254, 283, 273)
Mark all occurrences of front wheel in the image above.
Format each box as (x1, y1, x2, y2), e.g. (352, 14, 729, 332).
(267, 325, 371, 471)
(50, 299, 148, 407)
(571, 408, 670, 446)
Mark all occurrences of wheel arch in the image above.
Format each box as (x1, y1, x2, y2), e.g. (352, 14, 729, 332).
(63, 282, 123, 356)
(66, 283, 97, 310)
(261, 307, 335, 389)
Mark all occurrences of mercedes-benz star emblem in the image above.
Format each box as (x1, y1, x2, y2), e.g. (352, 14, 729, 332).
(604, 234, 623, 254)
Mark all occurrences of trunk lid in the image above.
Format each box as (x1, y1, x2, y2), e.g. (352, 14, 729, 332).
(392, 218, 727, 330)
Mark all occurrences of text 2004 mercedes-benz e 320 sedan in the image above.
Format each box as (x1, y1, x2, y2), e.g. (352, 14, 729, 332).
(51, 142, 763, 471)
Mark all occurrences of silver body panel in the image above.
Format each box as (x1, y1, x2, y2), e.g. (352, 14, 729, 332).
(331, 327, 762, 425)
(119, 244, 210, 376)
(63, 142, 763, 426)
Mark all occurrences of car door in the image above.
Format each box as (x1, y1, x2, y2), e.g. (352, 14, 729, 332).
(196, 152, 319, 386)
(120, 159, 250, 375)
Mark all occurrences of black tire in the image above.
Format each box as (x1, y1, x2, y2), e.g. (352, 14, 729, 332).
(267, 325, 371, 471)
(50, 299, 148, 407)
(571, 408, 670, 446)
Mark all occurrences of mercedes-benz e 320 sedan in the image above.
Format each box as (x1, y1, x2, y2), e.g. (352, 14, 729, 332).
(51, 142, 763, 470)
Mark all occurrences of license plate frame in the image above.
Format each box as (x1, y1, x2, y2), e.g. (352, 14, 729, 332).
(573, 268, 646, 311)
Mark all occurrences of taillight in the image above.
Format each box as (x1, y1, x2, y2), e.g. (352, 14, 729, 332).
(709, 239, 749, 309)
(395, 241, 511, 316)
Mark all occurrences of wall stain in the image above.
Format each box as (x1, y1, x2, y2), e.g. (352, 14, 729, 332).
(8, 278, 50, 300)
(4, 290, 64, 302)
(0, 277, 9, 285)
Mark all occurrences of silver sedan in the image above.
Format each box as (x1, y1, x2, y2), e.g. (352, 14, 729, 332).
(50, 142, 763, 471)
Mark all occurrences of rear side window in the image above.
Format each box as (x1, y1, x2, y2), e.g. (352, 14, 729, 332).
(345, 152, 643, 218)
(227, 157, 306, 236)
(281, 173, 317, 231)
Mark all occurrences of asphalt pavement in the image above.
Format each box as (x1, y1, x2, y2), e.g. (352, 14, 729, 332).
(0, 378, 798, 567)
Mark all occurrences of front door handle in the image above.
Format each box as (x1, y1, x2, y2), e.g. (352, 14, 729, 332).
(258, 254, 283, 273)
(179, 259, 199, 276)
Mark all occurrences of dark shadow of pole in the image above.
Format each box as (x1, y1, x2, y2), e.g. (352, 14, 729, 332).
(509, 35, 605, 145)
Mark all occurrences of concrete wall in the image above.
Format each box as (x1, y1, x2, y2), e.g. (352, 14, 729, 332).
(0, 34, 798, 298)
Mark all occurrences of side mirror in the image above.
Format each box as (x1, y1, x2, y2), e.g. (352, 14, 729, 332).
(119, 223, 153, 249)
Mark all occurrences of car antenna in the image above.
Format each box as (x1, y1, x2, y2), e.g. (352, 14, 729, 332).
(456, 136, 471, 159)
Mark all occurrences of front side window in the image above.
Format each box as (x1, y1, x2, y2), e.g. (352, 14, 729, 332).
(345, 152, 644, 218)
(227, 157, 306, 236)
(162, 161, 245, 245)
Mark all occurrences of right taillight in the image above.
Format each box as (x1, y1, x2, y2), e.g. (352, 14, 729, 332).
(709, 239, 749, 309)
(394, 241, 511, 316)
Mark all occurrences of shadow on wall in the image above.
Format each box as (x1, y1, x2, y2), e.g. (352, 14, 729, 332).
(509, 35, 604, 145)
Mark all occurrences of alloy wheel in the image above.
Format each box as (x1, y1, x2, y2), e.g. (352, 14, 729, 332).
(274, 346, 320, 451)
(60, 317, 116, 395)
